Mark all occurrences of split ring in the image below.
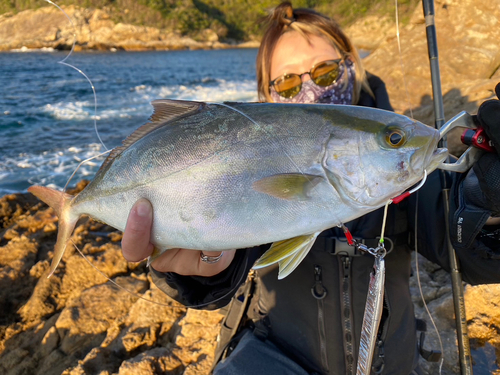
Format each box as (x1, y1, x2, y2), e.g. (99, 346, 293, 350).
(200, 251, 224, 264)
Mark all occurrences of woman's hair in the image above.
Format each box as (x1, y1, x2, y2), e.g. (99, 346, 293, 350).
(256, 2, 374, 103)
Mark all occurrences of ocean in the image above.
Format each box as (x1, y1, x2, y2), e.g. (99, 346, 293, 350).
(0, 48, 258, 196)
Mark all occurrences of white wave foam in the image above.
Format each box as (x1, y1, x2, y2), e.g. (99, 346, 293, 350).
(0, 143, 106, 193)
(156, 79, 258, 102)
(41, 79, 258, 121)
(43, 101, 93, 120)
(11, 46, 56, 53)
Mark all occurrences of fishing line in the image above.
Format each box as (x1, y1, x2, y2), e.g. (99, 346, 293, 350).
(44, 1, 111, 192)
(40, 1, 200, 310)
(62, 149, 112, 192)
(368, 172, 442, 374)
(71, 239, 249, 310)
(395, 0, 414, 119)
(394, 2, 444, 369)
(211, 102, 343, 225)
(379, 200, 391, 244)
(44, 1, 108, 150)
(413, 192, 445, 374)
(210, 102, 307, 176)
(379, 170, 428, 244)
(70, 239, 186, 310)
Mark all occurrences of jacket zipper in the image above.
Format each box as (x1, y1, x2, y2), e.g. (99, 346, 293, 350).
(340, 256, 355, 375)
(312, 265, 329, 372)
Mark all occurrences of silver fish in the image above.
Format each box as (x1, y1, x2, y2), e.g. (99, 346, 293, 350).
(28, 100, 447, 278)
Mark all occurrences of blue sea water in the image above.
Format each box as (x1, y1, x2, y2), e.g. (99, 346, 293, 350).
(0, 48, 258, 196)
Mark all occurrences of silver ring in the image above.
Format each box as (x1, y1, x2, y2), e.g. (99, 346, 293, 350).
(200, 251, 224, 264)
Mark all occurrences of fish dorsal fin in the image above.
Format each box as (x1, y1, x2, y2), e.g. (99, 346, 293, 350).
(121, 99, 205, 150)
(100, 99, 206, 169)
(149, 99, 205, 124)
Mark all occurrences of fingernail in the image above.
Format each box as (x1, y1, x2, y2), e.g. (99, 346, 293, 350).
(136, 200, 151, 217)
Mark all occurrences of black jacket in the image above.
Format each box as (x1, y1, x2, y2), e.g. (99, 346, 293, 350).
(150, 74, 500, 374)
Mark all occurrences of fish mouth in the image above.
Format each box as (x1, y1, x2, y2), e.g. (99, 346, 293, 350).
(426, 147, 448, 173)
(421, 130, 448, 174)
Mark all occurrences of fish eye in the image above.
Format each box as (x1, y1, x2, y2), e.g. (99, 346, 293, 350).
(385, 127, 406, 148)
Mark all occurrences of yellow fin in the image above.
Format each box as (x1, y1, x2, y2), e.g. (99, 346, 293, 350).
(253, 232, 320, 278)
(252, 174, 324, 201)
(277, 233, 319, 279)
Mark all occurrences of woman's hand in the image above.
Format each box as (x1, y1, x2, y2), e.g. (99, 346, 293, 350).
(121, 199, 235, 277)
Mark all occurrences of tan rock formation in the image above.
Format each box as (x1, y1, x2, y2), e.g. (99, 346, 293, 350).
(0, 6, 246, 52)
(361, 0, 500, 155)
(0, 185, 224, 375)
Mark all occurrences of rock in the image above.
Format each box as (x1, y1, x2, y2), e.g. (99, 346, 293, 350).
(345, 15, 396, 51)
(0, 191, 224, 375)
(411, 250, 500, 374)
(2, 1, 500, 373)
(117, 347, 184, 375)
(0, 6, 252, 51)
(200, 28, 219, 43)
(466, 284, 500, 349)
(363, 0, 500, 156)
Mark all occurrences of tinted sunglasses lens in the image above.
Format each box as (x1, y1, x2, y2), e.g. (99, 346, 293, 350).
(273, 75, 302, 98)
(311, 60, 340, 86)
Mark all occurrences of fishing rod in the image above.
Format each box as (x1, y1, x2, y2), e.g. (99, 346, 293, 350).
(421, 0, 473, 373)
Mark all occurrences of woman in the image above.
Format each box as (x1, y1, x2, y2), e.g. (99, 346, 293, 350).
(122, 3, 500, 374)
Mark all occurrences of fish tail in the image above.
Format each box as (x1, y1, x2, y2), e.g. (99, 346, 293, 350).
(28, 186, 79, 278)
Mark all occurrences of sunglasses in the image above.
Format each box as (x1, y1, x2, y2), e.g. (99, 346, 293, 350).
(269, 59, 343, 99)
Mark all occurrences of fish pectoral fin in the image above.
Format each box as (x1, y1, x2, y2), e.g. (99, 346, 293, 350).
(252, 174, 324, 201)
(253, 232, 320, 278)
(277, 235, 318, 279)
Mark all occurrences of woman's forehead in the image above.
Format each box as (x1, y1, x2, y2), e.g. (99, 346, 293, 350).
(270, 31, 341, 77)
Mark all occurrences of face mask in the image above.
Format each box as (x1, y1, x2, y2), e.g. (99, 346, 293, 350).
(270, 60, 355, 105)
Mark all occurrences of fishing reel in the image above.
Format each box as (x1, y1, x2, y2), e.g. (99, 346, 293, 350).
(438, 111, 496, 172)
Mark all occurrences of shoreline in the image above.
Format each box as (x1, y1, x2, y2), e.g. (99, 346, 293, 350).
(0, 5, 262, 53)
(0, 40, 261, 53)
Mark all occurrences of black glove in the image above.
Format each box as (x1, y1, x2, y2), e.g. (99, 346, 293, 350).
(450, 82, 500, 249)
(469, 82, 500, 216)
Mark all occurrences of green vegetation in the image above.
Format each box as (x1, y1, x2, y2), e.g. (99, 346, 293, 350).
(0, 0, 420, 40)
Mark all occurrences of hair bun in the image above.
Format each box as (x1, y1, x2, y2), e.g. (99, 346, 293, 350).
(272, 2, 295, 25)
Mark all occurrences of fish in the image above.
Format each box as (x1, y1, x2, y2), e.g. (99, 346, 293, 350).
(28, 99, 448, 279)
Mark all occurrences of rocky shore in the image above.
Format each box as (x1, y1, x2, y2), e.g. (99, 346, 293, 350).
(1, 0, 500, 374)
(353, 0, 500, 155)
(0, 181, 224, 375)
(0, 5, 259, 52)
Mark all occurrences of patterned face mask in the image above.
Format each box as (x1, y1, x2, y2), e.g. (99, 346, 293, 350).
(270, 60, 355, 105)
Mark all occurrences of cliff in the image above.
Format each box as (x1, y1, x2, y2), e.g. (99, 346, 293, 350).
(0, 5, 259, 51)
(358, 0, 500, 154)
